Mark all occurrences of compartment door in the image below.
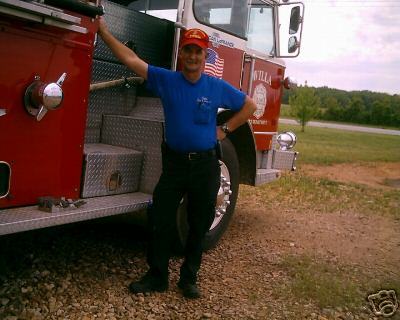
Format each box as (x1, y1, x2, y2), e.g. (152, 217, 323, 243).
(0, 9, 96, 208)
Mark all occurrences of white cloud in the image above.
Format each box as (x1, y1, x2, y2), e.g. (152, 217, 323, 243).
(285, 0, 400, 94)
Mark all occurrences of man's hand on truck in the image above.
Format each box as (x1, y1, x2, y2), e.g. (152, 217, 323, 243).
(97, 17, 148, 80)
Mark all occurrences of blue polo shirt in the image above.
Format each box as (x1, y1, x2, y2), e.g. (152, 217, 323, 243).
(146, 65, 246, 153)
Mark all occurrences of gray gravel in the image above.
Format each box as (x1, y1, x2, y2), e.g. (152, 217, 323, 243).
(0, 209, 381, 320)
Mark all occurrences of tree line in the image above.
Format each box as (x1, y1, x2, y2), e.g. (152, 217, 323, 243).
(282, 86, 400, 129)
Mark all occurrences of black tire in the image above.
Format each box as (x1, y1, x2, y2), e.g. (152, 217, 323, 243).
(176, 138, 240, 251)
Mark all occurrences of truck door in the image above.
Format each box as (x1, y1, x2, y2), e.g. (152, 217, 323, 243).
(241, 2, 286, 151)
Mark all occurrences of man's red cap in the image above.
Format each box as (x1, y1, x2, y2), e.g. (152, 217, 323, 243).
(180, 28, 209, 49)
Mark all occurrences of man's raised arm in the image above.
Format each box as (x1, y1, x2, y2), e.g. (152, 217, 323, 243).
(97, 17, 148, 80)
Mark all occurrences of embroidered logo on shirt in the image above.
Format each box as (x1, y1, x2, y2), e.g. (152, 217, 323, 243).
(197, 97, 211, 107)
(195, 97, 212, 124)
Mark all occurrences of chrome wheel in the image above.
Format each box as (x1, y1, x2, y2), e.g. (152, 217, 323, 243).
(210, 160, 232, 231)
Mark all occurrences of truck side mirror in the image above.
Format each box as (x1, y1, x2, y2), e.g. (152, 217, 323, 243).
(288, 36, 299, 53)
(289, 6, 301, 34)
(276, 2, 304, 58)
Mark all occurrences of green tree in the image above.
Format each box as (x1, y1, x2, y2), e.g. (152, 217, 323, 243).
(289, 86, 320, 132)
(322, 96, 343, 121)
(371, 100, 392, 125)
(344, 96, 366, 123)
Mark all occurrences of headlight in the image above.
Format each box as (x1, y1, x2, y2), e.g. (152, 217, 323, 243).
(277, 131, 297, 150)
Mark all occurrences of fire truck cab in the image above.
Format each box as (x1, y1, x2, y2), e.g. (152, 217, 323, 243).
(0, 0, 304, 248)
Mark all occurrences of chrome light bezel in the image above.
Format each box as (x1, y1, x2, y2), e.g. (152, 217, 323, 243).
(277, 131, 297, 150)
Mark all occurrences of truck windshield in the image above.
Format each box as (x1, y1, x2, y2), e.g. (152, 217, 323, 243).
(247, 4, 275, 55)
(193, 0, 248, 39)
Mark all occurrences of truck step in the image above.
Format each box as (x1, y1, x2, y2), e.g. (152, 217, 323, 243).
(130, 97, 164, 121)
(272, 150, 298, 171)
(255, 169, 281, 186)
(82, 143, 143, 198)
(0, 192, 152, 236)
(102, 115, 164, 194)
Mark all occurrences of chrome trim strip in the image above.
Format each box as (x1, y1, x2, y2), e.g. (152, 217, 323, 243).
(0, 161, 11, 199)
(248, 54, 256, 96)
(171, 0, 186, 71)
(0, 193, 152, 235)
(44, 19, 87, 34)
(254, 131, 277, 135)
(0, 0, 81, 24)
(0, 0, 87, 34)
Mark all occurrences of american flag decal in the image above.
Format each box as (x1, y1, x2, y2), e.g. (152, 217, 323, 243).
(204, 48, 224, 78)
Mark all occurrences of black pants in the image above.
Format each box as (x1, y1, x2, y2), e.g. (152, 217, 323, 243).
(146, 144, 221, 284)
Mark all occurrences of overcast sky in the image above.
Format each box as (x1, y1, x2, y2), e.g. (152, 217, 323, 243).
(284, 0, 400, 95)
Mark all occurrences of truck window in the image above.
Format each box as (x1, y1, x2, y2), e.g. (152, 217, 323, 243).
(247, 4, 275, 55)
(193, 0, 248, 39)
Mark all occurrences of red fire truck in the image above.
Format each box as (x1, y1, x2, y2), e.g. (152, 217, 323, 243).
(0, 0, 303, 249)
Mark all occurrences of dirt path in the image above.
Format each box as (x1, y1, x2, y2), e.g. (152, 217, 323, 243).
(300, 162, 400, 189)
(241, 204, 400, 275)
(241, 162, 400, 272)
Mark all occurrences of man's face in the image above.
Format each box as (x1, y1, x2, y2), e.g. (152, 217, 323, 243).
(179, 44, 206, 73)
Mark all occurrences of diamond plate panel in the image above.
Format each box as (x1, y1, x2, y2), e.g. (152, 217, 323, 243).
(94, 0, 175, 68)
(91, 60, 135, 83)
(87, 87, 136, 129)
(101, 116, 164, 193)
(92, 60, 135, 82)
(81, 144, 143, 198)
(102, 116, 164, 149)
(272, 150, 297, 170)
(255, 169, 280, 186)
(130, 97, 164, 121)
(85, 128, 101, 143)
(0, 192, 152, 236)
(139, 146, 163, 193)
(86, 60, 136, 135)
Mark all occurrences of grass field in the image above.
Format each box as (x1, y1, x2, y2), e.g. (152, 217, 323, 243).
(277, 254, 400, 313)
(241, 125, 400, 315)
(278, 123, 400, 165)
(257, 171, 400, 219)
(279, 104, 292, 118)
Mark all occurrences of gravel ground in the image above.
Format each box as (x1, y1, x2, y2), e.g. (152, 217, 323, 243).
(0, 197, 394, 320)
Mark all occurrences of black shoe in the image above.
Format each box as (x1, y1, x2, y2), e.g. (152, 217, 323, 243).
(178, 280, 201, 299)
(129, 274, 168, 294)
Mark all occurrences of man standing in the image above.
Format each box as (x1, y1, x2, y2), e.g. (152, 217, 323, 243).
(98, 18, 256, 299)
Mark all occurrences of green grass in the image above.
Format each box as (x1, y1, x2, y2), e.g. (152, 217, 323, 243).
(277, 255, 362, 310)
(279, 104, 293, 118)
(275, 254, 400, 312)
(241, 172, 400, 219)
(277, 124, 400, 165)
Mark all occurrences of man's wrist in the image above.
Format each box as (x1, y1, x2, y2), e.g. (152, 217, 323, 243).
(220, 123, 231, 134)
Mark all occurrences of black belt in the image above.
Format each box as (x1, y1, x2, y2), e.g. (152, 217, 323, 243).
(164, 144, 217, 161)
